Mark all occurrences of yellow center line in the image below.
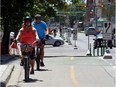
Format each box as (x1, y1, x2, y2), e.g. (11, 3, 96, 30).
(70, 65, 79, 87)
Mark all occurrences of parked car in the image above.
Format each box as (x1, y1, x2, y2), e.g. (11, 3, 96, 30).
(45, 35, 64, 47)
(85, 27, 96, 36)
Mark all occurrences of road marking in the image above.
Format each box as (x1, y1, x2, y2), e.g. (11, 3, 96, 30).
(99, 57, 114, 66)
(70, 57, 74, 60)
(70, 65, 79, 87)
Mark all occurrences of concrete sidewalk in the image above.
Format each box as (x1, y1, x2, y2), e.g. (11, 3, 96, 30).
(0, 55, 15, 87)
(0, 65, 14, 87)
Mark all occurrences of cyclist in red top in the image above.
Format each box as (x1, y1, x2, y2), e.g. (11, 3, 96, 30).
(15, 16, 39, 74)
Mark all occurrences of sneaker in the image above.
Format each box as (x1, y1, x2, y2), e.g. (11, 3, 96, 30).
(20, 60, 24, 66)
(30, 69, 34, 74)
(40, 62, 45, 67)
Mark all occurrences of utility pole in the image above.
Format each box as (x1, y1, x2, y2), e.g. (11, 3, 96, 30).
(86, 0, 94, 21)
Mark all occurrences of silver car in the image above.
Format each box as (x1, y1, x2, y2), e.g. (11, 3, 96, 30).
(85, 27, 96, 36)
(45, 35, 64, 47)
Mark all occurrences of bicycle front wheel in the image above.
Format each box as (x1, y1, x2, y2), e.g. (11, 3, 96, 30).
(24, 56, 30, 82)
(36, 47, 40, 70)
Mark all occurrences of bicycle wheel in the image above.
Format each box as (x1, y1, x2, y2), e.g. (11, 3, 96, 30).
(24, 56, 30, 82)
(36, 47, 40, 70)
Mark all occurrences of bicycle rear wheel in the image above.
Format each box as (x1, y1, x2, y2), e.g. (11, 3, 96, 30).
(36, 57, 40, 70)
(24, 56, 30, 82)
(36, 47, 40, 70)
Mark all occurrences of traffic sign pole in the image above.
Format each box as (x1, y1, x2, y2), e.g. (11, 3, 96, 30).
(102, 22, 112, 59)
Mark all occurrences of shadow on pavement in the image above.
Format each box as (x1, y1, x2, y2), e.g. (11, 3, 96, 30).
(1, 55, 21, 64)
(21, 78, 43, 83)
(35, 69, 52, 72)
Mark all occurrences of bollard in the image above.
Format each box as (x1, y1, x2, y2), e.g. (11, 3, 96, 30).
(103, 40, 105, 55)
(86, 43, 92, 56)
(68, 38, 72, 45)
(97, 41, 99, 56)
(89, 43, 92, 56)
(101, 40, 103, 56)
(74, 40, 77, 49)
(93, 46, 95, 56)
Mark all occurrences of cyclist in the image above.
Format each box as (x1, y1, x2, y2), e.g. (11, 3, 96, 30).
(32, 14, 48, 67)
(14, 16, 39, 74)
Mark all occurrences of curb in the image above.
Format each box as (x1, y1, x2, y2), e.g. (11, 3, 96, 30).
(44, 55, 100, 58)
(6, 65, 22, 87)
(0, 65, 14, 87)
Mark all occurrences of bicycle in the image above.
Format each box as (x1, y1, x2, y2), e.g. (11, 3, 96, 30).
(35, 42, 42, 70)
(20, 41, 37, 82)
(35, 36, 48, 70)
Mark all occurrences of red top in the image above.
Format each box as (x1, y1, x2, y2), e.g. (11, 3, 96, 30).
(20, 28, 36, 45)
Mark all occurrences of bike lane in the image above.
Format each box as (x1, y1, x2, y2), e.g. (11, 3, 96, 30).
(16, 56, 115, 87)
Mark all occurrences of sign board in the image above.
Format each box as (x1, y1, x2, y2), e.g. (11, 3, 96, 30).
(103, 22, 112, 40)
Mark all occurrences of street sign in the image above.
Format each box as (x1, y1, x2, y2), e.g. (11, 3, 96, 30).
(103, 22, 112, 40)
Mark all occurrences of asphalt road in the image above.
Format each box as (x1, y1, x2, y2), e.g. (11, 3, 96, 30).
(5, 32, 115, 87)
(15, 57, 115, 87)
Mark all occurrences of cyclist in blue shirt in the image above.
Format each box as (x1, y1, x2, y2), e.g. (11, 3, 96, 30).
(32, 14, 48, 67)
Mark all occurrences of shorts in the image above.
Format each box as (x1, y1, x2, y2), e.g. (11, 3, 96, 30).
(40, 39, 45, 45)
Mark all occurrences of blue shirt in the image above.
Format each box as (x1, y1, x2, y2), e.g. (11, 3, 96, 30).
(32, 21, 48, 39)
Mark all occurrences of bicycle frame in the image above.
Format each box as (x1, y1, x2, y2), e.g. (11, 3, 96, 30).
(24, 54, 30, 82)
(21, 41, 36, 82)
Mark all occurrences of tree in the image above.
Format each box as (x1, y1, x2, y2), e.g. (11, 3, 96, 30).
(65, 0, 86, 27)
(1, 0, 65, 54)
(1, 0, 35, 54)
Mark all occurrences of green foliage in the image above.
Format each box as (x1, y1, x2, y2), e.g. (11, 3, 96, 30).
(1, 0, 64, 32)
(1, 0, 65, 54)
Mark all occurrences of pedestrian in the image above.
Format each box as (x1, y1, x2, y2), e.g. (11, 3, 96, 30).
(14, 16, 39, 74)
(32, 14, 48, 67)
